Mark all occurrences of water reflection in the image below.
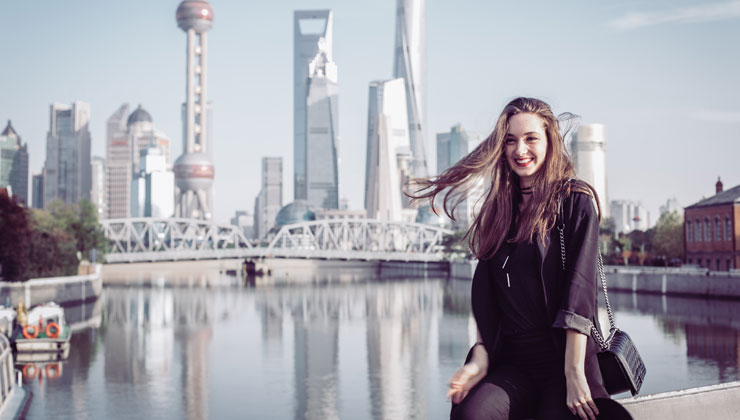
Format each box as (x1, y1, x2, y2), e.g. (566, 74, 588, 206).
(19, 276, 740, 419)
(607, 291, 740, 394)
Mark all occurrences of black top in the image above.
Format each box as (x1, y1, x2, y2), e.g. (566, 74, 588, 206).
(492, 240, 550, 336)
(470, 184, 610, 399)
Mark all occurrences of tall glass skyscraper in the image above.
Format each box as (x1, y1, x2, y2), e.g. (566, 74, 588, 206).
(393, 0, 428, 179)
(44, 101, 92, 206)
(365, 79, 410, 222)
(0, 120, 29, 204)
(294, 10, 339, 209)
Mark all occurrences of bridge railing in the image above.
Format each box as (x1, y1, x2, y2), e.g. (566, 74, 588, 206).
(102, 217, 452, 263)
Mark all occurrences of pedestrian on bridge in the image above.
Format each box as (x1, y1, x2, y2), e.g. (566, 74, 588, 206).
(410, 97, 629, 420)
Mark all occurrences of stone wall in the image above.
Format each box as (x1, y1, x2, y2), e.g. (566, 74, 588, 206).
(0, 264, 103, 307)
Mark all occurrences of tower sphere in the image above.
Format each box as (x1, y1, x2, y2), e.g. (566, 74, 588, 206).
(174, 152, 214, 191)
(176, 0, 214, 33)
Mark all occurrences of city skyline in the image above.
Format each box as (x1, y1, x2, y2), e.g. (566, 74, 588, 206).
(2, 0, 739, 223)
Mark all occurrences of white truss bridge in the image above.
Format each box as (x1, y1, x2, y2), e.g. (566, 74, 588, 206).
(102, 218, 452, 263)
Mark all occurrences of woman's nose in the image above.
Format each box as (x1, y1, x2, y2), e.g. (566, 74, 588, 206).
(516, 140, 528, 155)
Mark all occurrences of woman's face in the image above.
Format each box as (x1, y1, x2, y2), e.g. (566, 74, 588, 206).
(504, 113, 548, 187)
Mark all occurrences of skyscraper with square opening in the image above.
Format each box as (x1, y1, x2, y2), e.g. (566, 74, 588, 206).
(294, 10, 339, 209)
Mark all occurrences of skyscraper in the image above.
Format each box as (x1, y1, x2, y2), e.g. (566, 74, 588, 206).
(174, 0, 215, 220)
(610, 200, 649, 235)
(436, 124, 485, 231)
(294, 10, 339, 208)
(90, 156, 106, 219)
(365, 79, 411, 222)
(393, 0, 428, 178)
(32, 173, 43, 209)
(43, 101, 91, 206)
(131, 147, 175, 218)
(0, 120, 29, 204)
(570, 123, 609, 219)
(254, 157, 283, 239)
(436, 124, 482, 174)
(105, 104, 171, 219)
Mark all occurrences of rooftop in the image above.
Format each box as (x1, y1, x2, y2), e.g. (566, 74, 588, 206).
(686, 184, 740, 209)
(1, 120, 18, 138)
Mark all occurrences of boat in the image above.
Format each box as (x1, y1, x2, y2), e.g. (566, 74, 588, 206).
(12, 302, 71, 355)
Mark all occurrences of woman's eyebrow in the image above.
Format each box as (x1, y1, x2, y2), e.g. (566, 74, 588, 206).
(506, 131, 540, 137)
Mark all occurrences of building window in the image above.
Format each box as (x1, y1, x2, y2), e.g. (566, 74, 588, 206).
(727, 217, 732, 242)
(715, 217, 722, 241)
(717, 259, 721, 271)
(688, 258, 692, 264)
(705, 218, 711, 241)
(687, 221, 693, 242)
(696, 219, 702, 242)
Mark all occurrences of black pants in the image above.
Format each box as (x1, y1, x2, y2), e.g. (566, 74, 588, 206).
(451, 331, 578, 420)
(450, 363, 578, 420)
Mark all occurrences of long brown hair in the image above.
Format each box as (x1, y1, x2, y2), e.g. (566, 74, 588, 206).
(409, 97, 600, 259)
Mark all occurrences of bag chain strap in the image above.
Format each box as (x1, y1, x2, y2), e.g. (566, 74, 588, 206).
(558, 222, 617, 350)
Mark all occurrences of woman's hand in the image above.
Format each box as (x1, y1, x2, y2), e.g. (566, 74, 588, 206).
(565, 368, 598, 420)
(447, 344, 488, 404)
(565, 330, 599, 420)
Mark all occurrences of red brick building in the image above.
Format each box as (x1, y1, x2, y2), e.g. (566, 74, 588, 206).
(684, 179, 740, 271)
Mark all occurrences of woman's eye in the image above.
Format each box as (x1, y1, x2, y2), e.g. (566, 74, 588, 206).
(505, 138, 515, 144)
(527, 136, 538, 142)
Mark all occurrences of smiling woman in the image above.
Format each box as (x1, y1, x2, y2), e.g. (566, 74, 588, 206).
(409, 97, 631, 420)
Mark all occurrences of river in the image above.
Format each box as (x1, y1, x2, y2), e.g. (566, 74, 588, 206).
(19, 270, 740, 419)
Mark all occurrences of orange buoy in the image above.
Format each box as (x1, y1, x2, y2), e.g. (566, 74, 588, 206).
(45, 363, 61, 380)
(22, 363, 38, 378)
(22, 324, 39, 339)
(45, 322, 61, 339)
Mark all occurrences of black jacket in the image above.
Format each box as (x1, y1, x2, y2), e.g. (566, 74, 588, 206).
(470, 189, 609, 399)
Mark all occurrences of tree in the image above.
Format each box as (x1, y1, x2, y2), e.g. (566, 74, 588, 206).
(26, 209, 78, 278)
(651, 210, 684, 264)
(0, 190, 31, 281)
(73, 199, 107, 261)
(43, 199, 107, 262)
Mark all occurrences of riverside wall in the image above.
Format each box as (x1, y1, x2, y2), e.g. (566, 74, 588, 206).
(449, 261, 740, 299)
(0, 264, 103, 307)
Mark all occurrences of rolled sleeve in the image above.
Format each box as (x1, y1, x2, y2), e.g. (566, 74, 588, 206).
(552, 192, 600, 335)
(553, 309, 592, 335)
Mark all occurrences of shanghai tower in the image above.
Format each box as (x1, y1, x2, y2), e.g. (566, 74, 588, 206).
(393, 0, 428, 178)
(174, 0, 214, 220)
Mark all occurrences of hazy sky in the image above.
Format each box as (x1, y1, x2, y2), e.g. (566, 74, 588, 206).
(2, 0, 739, 224)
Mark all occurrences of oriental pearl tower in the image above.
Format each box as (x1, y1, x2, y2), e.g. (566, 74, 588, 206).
(174, 0, 214, 220)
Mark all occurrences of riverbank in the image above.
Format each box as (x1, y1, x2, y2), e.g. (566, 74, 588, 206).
(0, 264, 102, 307)
(102, 258, 450, 285)
(449, 260, 740, 299)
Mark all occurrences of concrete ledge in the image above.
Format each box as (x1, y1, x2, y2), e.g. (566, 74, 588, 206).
(618, 381, 740, 420)
(450, 260, 478, 279)
(0, 264, 102, 307)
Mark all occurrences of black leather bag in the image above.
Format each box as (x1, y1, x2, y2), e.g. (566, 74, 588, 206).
(557, 213, 646, 396)
(595, 329, 646, 395)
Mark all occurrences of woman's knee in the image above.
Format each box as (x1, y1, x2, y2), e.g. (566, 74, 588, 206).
(450, 383, 511, 420)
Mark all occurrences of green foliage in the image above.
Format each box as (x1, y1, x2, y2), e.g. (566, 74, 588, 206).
(0, 196, 107, 282)
(43, 199, 107, 262)
(26, 210, 78, 278)
(0, 190, 31, 281)
(651, 210, 684, 261)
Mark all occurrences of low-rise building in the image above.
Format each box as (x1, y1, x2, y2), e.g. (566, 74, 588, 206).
(684, 178, 739, 271)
